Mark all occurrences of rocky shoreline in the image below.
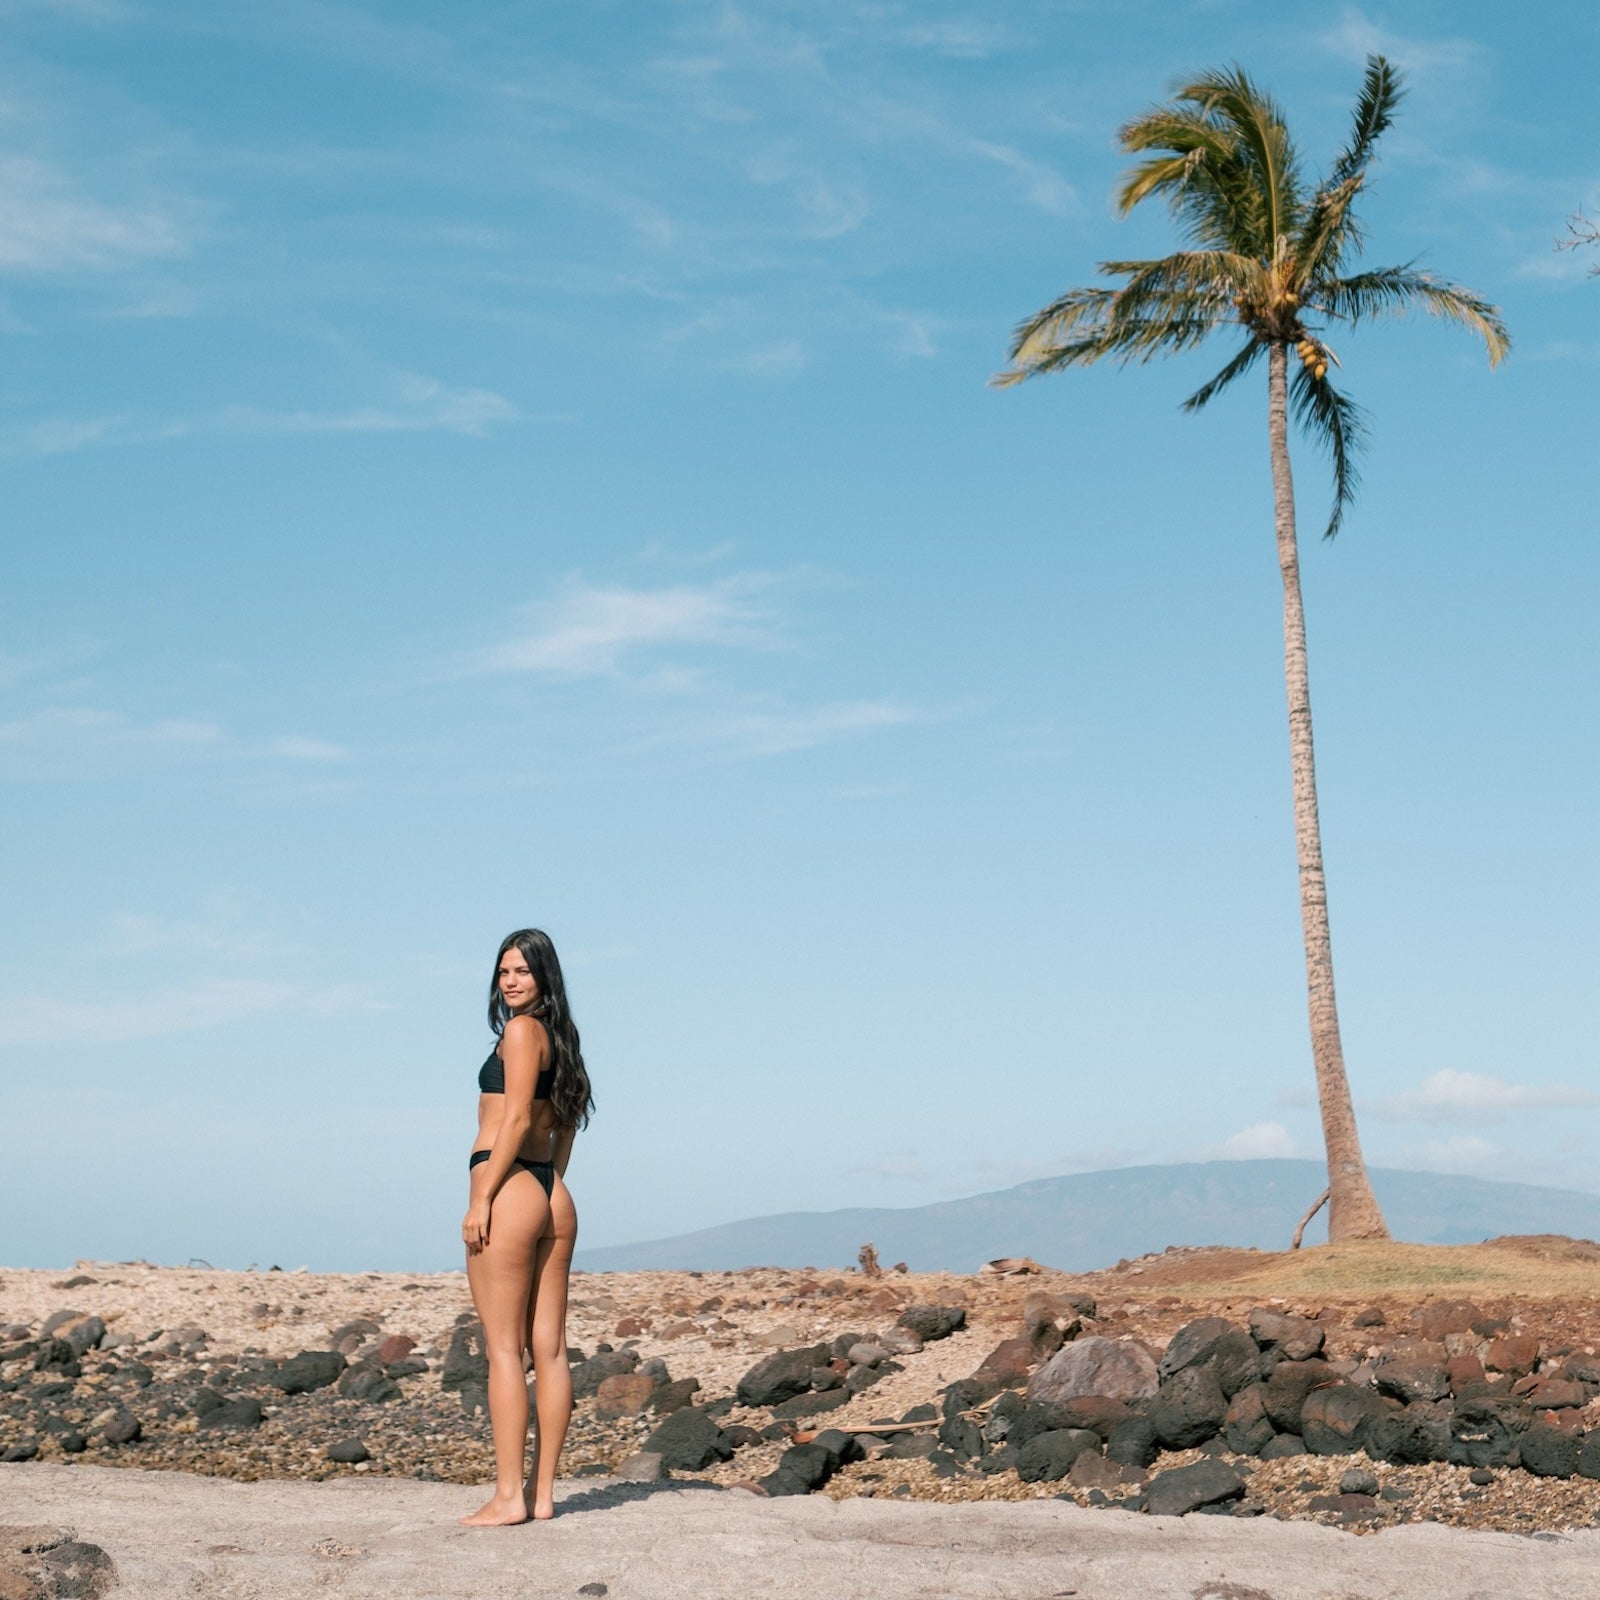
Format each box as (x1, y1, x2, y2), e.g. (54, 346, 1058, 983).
(4, 1253, 1600, 1536)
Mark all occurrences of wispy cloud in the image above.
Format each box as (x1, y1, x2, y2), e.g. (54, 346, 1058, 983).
(899, 19, 1016, 60)
(1195, 1120, 1300, 1160)
(669, 696, 927, 756)
(5, 373, 521, 457)
(0, 978, 291, 1047)
(1407, 1133, 1504, 1177)
(479, 574, 782, 679)
(0, 154, 182, 274)
(1317, 9, 1484, 75)
(1371, 1069, 1600, 1124)
(0, 977, 384, 1047)
(0, 706, 351, 778)
(270, 736, 349, 762)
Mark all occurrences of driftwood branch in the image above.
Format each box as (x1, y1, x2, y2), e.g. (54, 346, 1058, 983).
(1291, 1187, 1330, 1250)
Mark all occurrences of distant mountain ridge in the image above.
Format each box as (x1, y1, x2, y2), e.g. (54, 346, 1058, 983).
(574, 1160, 1600, 1274)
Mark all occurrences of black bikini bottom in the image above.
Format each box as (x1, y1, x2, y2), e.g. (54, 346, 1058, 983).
(468, 1151, 554, 1198)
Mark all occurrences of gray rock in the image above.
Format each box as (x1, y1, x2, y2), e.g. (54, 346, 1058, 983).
(846, 1342, 889, 1368)
(939, 1415, 984, 1459)
(1450, 1398, 1532, 1469)
(1144, 1460, 1247, 1516)
(772, 1441, 834, 1488)
(1105, 1416, 1159, 1470)
(614, 1449, 666, 1483)
(1248, 1310, 1325, 1361)
(1159, 1318, 1235, 1379)
(1015, 1428, 1101, 1483)
(197, 1398, 262, 1430)
(441, 1323, 493, 1392)
(570, 1349, 639, 1400)
(337, 1366, 401, 1403)
(1151, 1367, 1228, 1450)
(877, 1327, 924, 1356)
(1339, 1467, 1380, 1495)
(1375, 1359, 1450, 1405)
(843, 1363, 893, 1397)
(882, 1431, 940, 1460)
(642, 1406, 733, 1471)
(102, 1413, 142, 1446)
(0, 1526, 117, 1599)
(1519, 1422, 1581, 1478)
(59, 1317, 107, 1359)
(1221, 1383, 1275, 1457)
(1368, 1401, 1453, 1465)
(1027, 1337, 1159, 1406)
(272, 1351, 346, 1395)
(1301, 1385, 1385, 1455)
(327, 1438, 369, 1464)
(1577, 1433, 1600, 1481)
(1261, 1359, 1332, 1435)
(649, 1378, 701, 1415)
(896, 1306, 966, 1343)
(1259, 1433, 1307, 1460)
(736, 1345, 831, 1408)
(809, 1429, 862, 1468)
(771, 1388, 852, 1421)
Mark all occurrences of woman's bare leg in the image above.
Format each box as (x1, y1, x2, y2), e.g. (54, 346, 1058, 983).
(524, 1178, 578, 1519)
(462, 1171, 548, 1526)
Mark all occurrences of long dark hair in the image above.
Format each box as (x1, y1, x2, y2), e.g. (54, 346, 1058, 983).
(487, 928, 594, 1130)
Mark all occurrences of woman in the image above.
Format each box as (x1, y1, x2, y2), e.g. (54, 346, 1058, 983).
(460, 928, 593, 1526)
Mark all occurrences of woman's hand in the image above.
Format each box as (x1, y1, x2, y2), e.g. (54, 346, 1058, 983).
(462, 1199, 492, 1255)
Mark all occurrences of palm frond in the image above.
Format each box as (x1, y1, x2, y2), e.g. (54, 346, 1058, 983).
(1289, 364, 1367, 538)
(1317, 268, 1511, 365)
(1101, 251, 1262, 297)
(1171, 65, 1305, 249)
(1295, 58, 1403, 276)
(1331, 56, 1402, 190)
(1118, 96, 1271, 254)
(1182, 340, 1263, 411)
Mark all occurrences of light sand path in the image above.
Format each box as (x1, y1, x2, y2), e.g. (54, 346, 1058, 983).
(4, 1464, 1600, 1599)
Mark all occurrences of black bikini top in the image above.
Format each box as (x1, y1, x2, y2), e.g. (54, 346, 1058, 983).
(477, 1044, 555, 1100)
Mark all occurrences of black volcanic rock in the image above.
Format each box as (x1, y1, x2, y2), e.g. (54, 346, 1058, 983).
(273, 1351, 346, 1395)
(737, 1345, 832, 1407)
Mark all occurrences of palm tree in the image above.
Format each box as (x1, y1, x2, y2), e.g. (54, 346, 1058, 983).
(996, 58, 1509, 1242)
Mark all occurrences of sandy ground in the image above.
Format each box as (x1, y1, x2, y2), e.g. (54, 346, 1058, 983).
(7, 1462, 1600, 1600)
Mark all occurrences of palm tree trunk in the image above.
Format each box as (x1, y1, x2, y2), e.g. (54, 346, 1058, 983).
(1266, 342, 1389, 1243)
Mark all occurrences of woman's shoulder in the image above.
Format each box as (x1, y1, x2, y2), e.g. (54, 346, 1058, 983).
(502, 1013, 551, 1049)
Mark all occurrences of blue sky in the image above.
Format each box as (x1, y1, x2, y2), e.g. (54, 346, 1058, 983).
(2, 0, 1596, 1270)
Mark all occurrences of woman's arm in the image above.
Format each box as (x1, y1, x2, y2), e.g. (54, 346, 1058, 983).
(461, 1016, 545, 1251)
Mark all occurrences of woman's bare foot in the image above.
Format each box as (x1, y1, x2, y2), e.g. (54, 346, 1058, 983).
(459, 1490, 528, 1527)
(529, 1493, 556, 1521)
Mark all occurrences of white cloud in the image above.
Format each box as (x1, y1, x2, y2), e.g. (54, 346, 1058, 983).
(1409, 1134, 1503, 1176)
(1317, 9, 1483, 74)
(899, 20, 1015, 60)
(270, 736, 349, 762)
(676, 697, 925, 756)
(1372, 1069, 1600, 1124)
(5, 374, 520, 457)
(1199, 1121, 1300, 1160)
(968, 139, 1076, 215)
(0, 155, 182, 274)
(728, 339, 808, 378)
(481, 574, 780, 678)
(0, 707, 222, 752)
(0, 978, 293, 1047)
(0, 976, 387, 1047)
